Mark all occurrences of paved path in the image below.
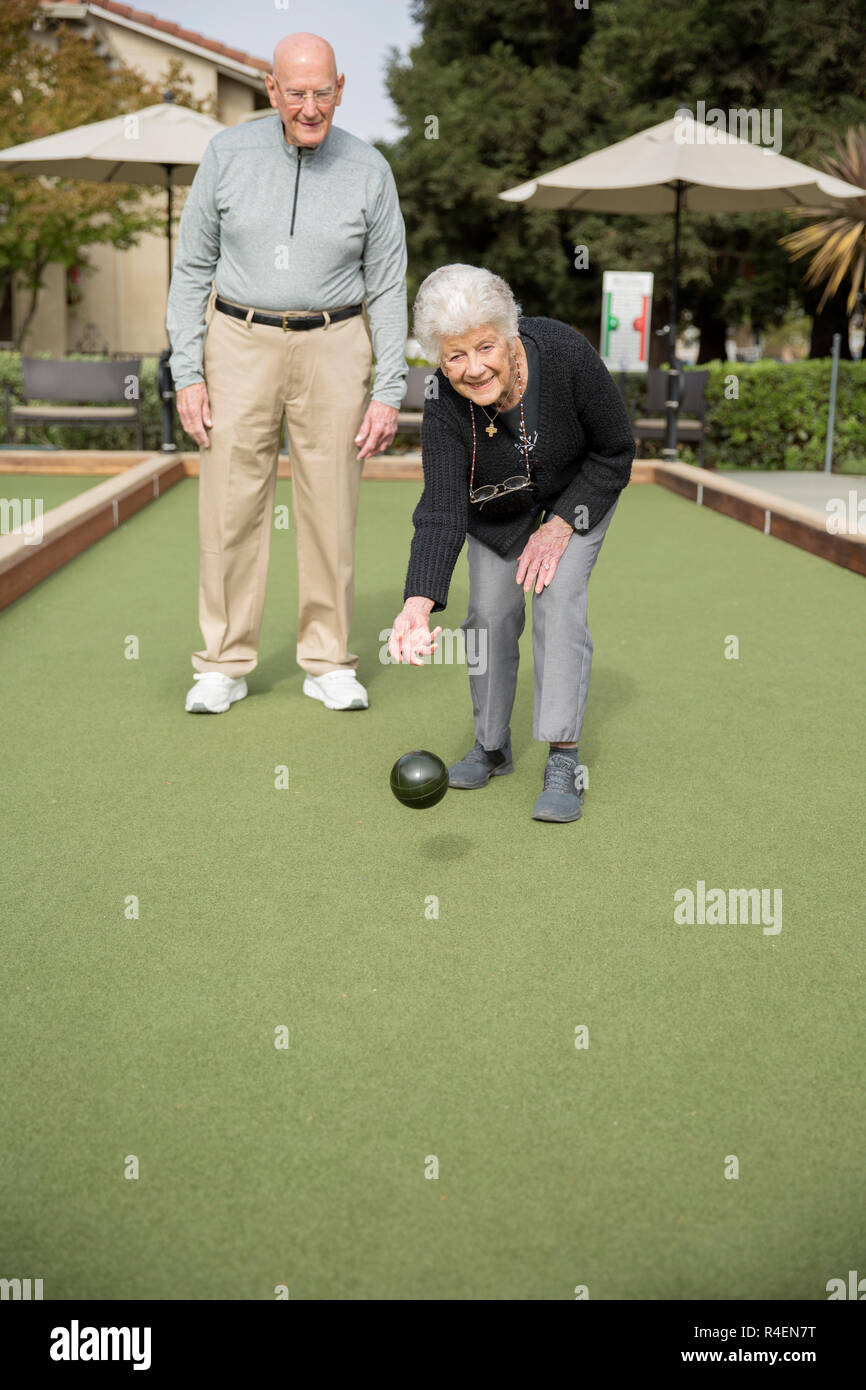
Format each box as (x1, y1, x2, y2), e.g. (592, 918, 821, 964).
(723, 470, 866, 523)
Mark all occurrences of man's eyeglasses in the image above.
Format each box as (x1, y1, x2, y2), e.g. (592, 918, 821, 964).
(272, 81, 339, 108)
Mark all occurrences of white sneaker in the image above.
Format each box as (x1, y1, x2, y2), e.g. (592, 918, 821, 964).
(302, 670, 368, 710)
(185, 671, 248, 714)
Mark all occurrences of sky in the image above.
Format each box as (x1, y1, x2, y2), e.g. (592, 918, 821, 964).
(158, 0, 420, 143)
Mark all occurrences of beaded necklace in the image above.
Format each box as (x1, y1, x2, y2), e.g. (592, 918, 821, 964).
(468, 359, 532, 497)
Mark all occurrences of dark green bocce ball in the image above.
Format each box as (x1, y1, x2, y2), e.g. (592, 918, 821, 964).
(389, 749, 449, 809)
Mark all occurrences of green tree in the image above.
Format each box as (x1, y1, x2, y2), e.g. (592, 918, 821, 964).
(381, 0, 866, 359)
(379, 0, 601, 332)
(576, 0, 866, 358)
(778, 125, 866, 367)
(0, 0, 214, 347)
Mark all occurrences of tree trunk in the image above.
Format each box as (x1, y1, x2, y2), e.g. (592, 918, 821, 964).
(0, 273, 13, 344)
(695, 307, 728, 363)
(14, 268, 47, 352)
(806, 285, 852, 358)
(649, 292, 671, 368)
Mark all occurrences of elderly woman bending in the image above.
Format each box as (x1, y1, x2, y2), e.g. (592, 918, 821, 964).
(388, 265, 634, 823)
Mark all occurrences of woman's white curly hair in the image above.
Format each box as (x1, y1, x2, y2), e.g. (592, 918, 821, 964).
(412, 264, 521, 363)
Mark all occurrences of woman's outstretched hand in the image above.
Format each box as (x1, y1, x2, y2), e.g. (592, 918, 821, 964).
(515, 516, 574, 593)
(388, 597, 443, 666)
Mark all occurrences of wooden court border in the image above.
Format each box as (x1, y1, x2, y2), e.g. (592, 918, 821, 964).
(0, 453, 186, 611)
(646, 460, 866, 577)
(0, 452, 862, 611)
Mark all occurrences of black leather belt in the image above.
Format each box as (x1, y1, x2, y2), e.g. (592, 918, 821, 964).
(214, 296, 363, 332)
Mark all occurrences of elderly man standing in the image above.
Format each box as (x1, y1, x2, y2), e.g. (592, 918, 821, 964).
(167, 32, 408, 714)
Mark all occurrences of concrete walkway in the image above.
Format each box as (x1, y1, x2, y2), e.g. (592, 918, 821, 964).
(723, 470, 866, 524)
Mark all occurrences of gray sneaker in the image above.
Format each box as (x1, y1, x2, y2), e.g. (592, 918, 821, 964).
(531, 752, 585, 822)
(448, 735, 514, 789)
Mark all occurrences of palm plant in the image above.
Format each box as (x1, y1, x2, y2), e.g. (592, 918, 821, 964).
(779, 125, 866, 314)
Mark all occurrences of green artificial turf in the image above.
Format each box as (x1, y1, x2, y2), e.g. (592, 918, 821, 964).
(1, 477, 864, 1300)
(0, 472, 106, 515)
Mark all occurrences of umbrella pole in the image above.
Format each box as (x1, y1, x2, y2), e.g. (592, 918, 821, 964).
(165, 165, 175, 293)
(159, 165, 177, 452)
(662, 180, 682, 461)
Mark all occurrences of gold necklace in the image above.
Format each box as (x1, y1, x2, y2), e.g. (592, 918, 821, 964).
(479, 354, 522, 436)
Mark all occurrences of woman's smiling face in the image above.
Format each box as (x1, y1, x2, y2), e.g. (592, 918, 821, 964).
(439, 324, 515, 405)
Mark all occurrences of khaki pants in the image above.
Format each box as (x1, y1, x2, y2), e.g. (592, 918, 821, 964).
(192, 305, 372, 678)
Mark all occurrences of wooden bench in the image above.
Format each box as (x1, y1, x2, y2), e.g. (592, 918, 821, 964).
(4, 357, 144, 448)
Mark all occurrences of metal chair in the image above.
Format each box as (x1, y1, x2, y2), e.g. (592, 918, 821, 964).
(5, 357, 144, 447)
(632, 367, 709, 465)
(397, 365, 438, 434)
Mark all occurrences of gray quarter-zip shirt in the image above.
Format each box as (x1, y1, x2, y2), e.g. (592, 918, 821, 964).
(166, 113, 408, 407)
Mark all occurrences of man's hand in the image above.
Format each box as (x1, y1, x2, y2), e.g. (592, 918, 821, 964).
(177, 382, 213, 449)
(515, 515, 574, 594)
(355, 400, 399, 461)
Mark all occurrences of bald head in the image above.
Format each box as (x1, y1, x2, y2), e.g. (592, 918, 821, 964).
(273, 33, 338, 85)
(267, 32, 344, 149)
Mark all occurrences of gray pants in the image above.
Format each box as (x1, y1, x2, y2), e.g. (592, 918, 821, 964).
(460, 498, 619, 749)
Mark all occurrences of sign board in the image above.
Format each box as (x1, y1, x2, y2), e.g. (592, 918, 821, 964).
(601, 271, 654, 373)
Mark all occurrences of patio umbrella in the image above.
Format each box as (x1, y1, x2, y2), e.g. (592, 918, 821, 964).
(499, 112, 866, 455)
(0, 93, 225, 289)
(0, 94, 226, 447)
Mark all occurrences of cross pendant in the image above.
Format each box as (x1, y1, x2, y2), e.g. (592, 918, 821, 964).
(485, 421, 497, 437)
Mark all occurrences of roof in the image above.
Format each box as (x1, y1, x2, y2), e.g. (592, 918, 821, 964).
(40, 1, 271, 74)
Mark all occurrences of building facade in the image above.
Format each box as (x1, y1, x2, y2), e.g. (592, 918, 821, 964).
(8, 1, 273, 357)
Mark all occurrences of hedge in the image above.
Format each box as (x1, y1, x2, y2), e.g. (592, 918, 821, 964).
(616, 359, 866, 470)
(1, 351, 863, 469)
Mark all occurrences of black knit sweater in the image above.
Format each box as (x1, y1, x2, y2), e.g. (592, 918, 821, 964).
(402, 316, 636, 612)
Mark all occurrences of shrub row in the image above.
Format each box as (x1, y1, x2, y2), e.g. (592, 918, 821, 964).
(1, 352, 863, 469)
(617, 359, 866, 470)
